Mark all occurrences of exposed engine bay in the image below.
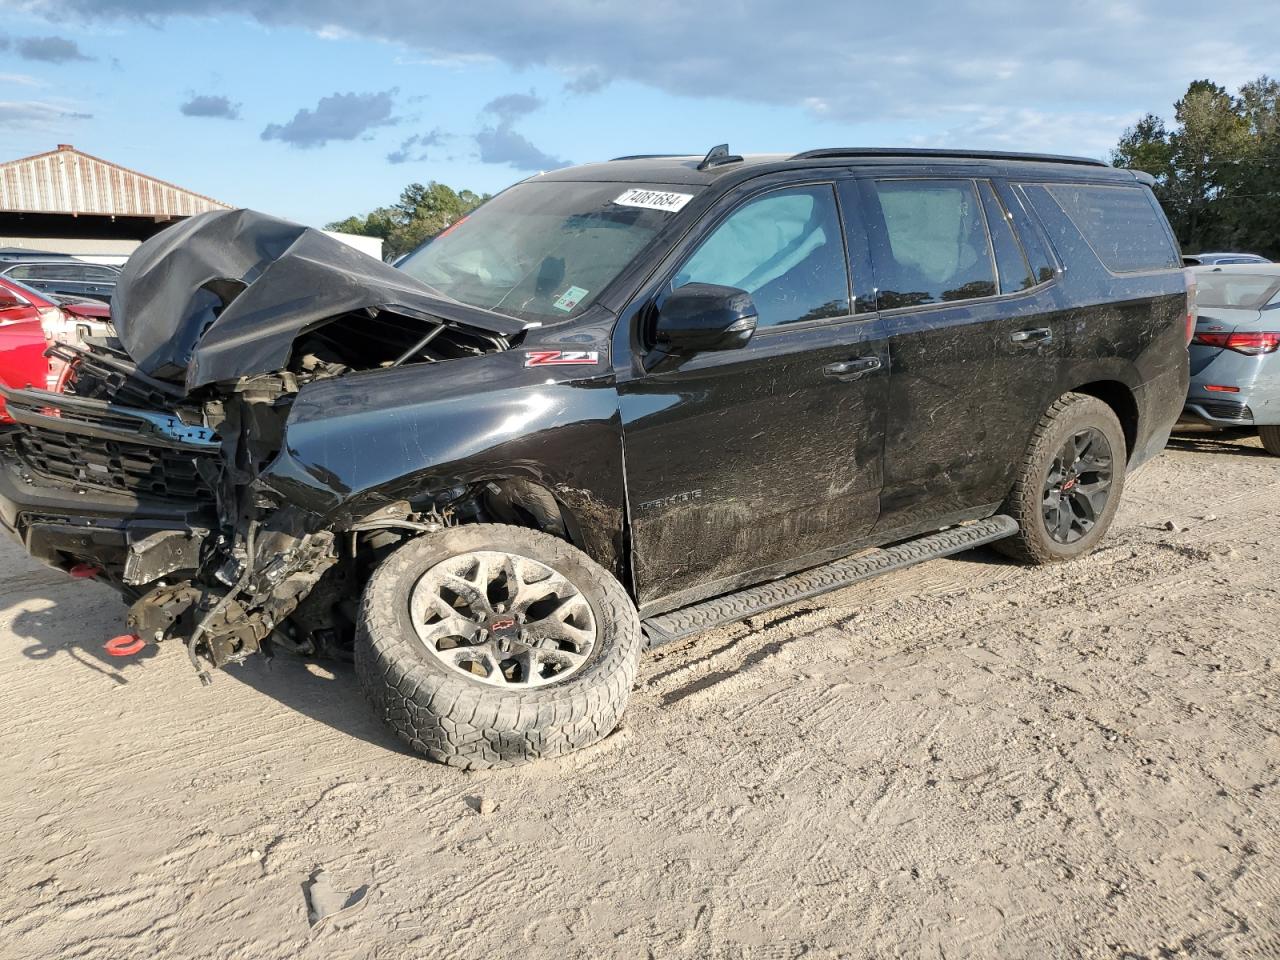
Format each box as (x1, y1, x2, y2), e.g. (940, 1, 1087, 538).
(0, 209, 537, 680)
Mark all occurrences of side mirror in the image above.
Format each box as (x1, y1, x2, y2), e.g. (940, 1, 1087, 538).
(655, 283, 758, 354)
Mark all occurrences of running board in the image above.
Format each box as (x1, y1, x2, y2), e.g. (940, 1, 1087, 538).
(641, 515, 1018, 648)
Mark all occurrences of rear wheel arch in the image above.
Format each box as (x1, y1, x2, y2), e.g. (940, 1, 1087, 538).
(1071, 380, 1138, 462)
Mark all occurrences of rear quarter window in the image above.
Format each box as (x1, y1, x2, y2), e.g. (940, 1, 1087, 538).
(1039, 183, 1179, 274)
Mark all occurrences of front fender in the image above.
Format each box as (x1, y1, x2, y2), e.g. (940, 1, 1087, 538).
(260, 350, 626, 569)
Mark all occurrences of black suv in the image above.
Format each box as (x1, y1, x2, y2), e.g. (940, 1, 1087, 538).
(0, 146, 1190, 768)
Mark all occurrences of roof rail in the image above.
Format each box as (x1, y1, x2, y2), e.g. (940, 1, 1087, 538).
(789, 147, 1109, 168)
(610, 153, 687, 161)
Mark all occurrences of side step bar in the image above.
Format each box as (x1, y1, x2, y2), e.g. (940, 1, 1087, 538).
(642, 515, 1018, 647)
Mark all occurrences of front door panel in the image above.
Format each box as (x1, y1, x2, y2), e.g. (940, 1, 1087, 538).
(621, 314, 889, 609)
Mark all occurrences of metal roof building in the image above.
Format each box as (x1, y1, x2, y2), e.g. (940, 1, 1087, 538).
(0, 144, 232, 261)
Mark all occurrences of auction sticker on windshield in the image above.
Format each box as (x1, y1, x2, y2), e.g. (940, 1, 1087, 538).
(553, 285, 589, 312)
(613, 188, 693, 213)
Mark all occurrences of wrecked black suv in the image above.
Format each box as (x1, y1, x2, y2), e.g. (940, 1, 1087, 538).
(0, 146, 1190, 768)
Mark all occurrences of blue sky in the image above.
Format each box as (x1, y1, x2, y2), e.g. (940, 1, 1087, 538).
(1, 1, 1276, 227)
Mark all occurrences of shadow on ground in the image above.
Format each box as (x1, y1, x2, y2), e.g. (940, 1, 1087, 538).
(0, 558, 408, 757)
(1167, 426, 1270, 457)
(227, 655, 412, 758)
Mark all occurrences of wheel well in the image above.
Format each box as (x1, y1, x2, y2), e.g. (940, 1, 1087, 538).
(475, 478, 577, 542)
(1072, 380, 1138, 461)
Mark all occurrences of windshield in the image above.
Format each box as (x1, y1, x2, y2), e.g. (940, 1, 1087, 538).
(397, 180, 698, 321)
(1197, 272, 1280, 310)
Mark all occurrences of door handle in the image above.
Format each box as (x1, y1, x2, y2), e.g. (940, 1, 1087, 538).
(823, 356, 882, 381)
(1010, 327, 1052, 345)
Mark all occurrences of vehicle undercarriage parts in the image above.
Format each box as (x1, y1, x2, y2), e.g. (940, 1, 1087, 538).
(355, 523, 643, 770)
(110, 208, 526, 389)
(123, 527, 207, 586)
(127, 583, 203, 646)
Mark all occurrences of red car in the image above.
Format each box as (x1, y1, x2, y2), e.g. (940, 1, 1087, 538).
(0, 276, 112, 420)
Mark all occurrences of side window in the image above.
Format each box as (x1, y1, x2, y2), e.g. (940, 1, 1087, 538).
(675, 184, 850, 328)
(978, 181, 1034, 294)
(5, 265, 33, 280)
(1039, 183, 1180, 274)
(867, 179, 996, 309)
(1001, 184, 1058, 284)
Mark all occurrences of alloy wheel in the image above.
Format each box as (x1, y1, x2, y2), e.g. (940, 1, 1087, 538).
(1042, 427, 1114, 545)
(408, 550, 597, 688)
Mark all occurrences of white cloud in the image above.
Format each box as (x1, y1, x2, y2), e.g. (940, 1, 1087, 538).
(261, 90, 398, 148)
(22, 0, 1280, 141)
(0, 99, 93, 128)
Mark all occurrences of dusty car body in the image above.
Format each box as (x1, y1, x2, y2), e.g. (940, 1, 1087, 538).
(0, 149, 1190, 767)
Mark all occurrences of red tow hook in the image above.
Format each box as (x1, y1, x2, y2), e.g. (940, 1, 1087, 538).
(68, 563, 102, 580)
(104, 633, 146, 657)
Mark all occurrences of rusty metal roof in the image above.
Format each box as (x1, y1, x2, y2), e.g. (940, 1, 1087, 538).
(0, 144, 231, 218)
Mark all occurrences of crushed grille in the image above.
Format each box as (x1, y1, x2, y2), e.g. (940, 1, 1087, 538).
(14, 424, 217, 503)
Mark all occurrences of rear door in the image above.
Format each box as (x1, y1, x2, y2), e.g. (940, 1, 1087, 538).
(856, 175, 1067, 532)
(618, 179, 890, 611)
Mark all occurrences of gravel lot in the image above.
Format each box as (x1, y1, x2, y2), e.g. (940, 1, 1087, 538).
(1, 429, 1277, 960)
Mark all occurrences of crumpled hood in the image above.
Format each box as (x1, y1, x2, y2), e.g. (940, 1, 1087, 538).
(112, 208, 526, 391)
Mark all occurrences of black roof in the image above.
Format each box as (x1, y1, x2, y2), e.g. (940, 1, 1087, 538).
(536, 147, 1138, 187)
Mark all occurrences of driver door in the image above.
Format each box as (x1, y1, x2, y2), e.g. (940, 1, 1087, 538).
(617, 181, 890, 612)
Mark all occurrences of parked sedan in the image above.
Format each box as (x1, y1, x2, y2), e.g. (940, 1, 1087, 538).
(1184, 264, 1280, 453)
(0, 260, 120, 303)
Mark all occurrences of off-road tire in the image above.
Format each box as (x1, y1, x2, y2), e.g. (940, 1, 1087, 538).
(1259, 425, 1280, 456)
(995, 392, 1127, 565)
(355, 524, 642, 769)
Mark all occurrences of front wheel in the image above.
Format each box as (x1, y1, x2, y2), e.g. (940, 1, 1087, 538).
(996, 393, 1127, 565)
(355, 524, 642, 769)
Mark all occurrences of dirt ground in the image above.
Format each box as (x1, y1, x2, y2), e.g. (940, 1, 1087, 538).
(0, 428, 1277, 960)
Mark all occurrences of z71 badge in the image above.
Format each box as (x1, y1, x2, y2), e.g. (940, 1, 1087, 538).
(524, 350, 601, 367)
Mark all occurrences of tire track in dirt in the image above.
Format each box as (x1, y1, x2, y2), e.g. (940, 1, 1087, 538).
(0, 436, 1277, 959)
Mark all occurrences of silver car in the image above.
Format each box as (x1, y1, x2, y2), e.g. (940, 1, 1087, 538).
(1182, 252, 1270, 266)
(1184, 264, 1280, 453)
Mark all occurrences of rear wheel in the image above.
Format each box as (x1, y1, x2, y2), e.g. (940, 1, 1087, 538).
(996, 393, 1127, 565)
(355, 524, 642, 769)
(1259, 425, 1280, 456)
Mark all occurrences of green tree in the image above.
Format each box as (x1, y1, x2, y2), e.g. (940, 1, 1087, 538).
(326, 181, 488, 260)
(1113, 76, 1280, 259)
(1112, 113, 1174, 185)
(1230, 76, 1280, 255)
(1169, 80, 1250, 250)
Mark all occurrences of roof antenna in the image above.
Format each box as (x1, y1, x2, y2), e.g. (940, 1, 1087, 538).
(697, 143, 743, 171)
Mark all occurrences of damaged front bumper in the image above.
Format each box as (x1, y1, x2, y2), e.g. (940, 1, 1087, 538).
(0, 386, 215, 581)
(0, 379, 350, 677)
